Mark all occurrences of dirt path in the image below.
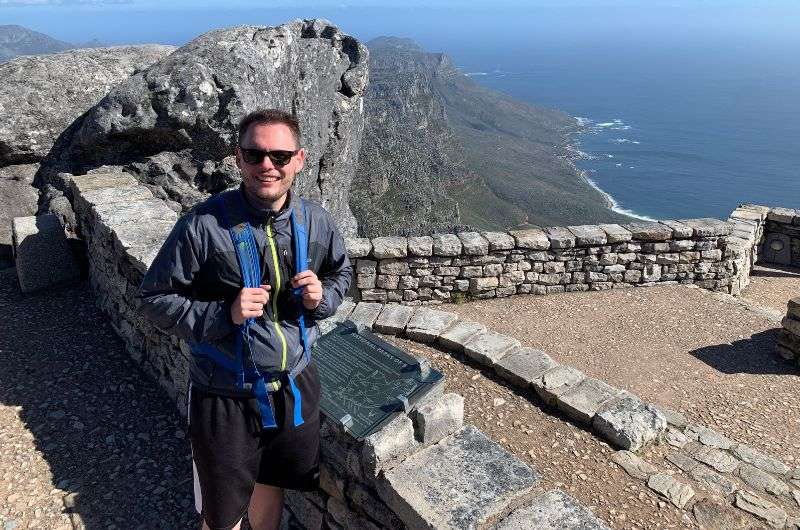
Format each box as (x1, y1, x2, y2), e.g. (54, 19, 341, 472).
(444, 283, 799, 464)
(0, 268, 197, 529)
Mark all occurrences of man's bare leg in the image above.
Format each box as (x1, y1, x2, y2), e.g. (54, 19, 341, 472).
(248, 484, 284, 530)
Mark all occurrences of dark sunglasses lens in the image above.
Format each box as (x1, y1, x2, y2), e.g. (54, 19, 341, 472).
(241, 148, 265, 165)
(268, 151, 293, 166)
(240, 148, 294, 166)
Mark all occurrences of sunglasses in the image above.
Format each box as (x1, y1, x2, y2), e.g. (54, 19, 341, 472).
(238, 147, 300, 167)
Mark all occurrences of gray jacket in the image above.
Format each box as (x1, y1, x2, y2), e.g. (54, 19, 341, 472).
(137, 186, 352, 396)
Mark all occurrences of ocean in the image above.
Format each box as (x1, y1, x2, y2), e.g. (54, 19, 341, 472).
(11, 2, 800, 222)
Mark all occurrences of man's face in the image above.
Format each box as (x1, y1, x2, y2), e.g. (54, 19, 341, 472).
(235, 122, 305, 208)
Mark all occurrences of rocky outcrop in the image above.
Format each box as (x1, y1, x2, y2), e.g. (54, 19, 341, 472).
(46, 19, 368, 235)
(0, 45, 174, 166)
(352, 37, 467, 236)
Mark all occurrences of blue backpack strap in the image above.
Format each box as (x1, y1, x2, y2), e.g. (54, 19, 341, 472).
(289, 198, 311, 427)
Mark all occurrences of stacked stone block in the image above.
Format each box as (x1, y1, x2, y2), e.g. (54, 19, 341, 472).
(727, 204, 770, 295)
(613, 411, 800, 528)
(70, 172, 611, 529)
(348, 301, 667, 452)
(346, 219, 734, 305)
(778, 297, 800, 366)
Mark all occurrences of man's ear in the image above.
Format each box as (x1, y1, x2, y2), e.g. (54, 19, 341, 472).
(296, 148, 305, 170)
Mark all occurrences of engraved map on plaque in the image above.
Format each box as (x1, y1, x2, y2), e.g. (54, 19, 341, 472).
(313, 321, 443, 440)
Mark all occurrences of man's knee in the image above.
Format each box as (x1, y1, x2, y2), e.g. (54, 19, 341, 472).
(249, 484, 284, 530)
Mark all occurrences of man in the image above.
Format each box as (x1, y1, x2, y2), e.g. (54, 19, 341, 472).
(137, 109, 352, 530)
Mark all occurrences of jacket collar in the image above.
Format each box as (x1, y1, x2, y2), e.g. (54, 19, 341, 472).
(237, 185, 295, 223)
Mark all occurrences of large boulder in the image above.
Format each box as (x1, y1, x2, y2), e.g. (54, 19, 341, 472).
(0, 45, 175, 166)
(47, 19, 369, 235)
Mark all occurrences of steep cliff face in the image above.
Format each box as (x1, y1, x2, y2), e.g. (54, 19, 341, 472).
(351, 37, 631, 237)
(351, 37, 467, 236)
(42, 20, 368, 235)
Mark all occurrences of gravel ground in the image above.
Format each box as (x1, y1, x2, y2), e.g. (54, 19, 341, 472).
(0, 268, 198, 529)
(742, 264, 800, 314)
(444, 283, 800, 464)
(385, 336, 692, 530)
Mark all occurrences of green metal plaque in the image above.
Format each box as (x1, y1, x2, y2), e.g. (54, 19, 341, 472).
(313, 321, 443, 440)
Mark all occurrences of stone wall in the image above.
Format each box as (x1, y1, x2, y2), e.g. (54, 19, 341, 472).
(778, 297, 800, 367)
(69, 172, 611, 529)
(345, 219, 737, 305)
(724, 204, 800, 296)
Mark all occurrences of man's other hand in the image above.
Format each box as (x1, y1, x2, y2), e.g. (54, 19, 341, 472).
(291, 270, 323, 310)
(231, 285, 270, 325)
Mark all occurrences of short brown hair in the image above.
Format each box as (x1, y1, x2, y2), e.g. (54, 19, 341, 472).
(237, 109, 301, 147)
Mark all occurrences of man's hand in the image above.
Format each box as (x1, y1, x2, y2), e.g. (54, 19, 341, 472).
(231, 284, 270, 325)
(292, 270, 323, 310)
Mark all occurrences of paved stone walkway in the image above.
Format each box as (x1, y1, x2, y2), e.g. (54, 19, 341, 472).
(0, 268, 197, 529)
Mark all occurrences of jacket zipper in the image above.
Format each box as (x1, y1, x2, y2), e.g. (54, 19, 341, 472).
(265, 218, 288, 371)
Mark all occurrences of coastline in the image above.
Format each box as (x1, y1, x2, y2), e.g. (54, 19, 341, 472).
(563, 122, 655, 222)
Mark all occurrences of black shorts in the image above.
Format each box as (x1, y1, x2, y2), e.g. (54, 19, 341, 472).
(188, 361, 321, 530)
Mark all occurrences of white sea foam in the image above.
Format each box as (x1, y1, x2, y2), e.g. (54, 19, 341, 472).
(582, 172, 655, 221)
(466, 72, 489, 76)
(574, 116, 593, 127)
(606, 154, 614, 158)
(615, 163, 622, 167)
(610, 138, 641, 144)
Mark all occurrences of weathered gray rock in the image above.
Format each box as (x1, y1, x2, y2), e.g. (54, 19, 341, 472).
(482, 231, 515, 251)
(623, 222, 673, 241)
(611, 450, 658, 480)
(457, 232, 489, 256)
(735, 463, 790, 497)
(494, 347, 557, 389)
(665, 428, 689, 448)
(686, 425, 734, 450)
(345, 237, 372, 258)
(407, 236, 433, 256)
(659, 408, 688, 429)
(734, 491, 787, 528)
(568, 225, 607, 246)
(378, 425, 539, 530)
(666, 451, 699, 473)
(689, 445, 740, 474)
(598, 223, 632, 243)
(533, 366, 585, 406)
(731, 444, 790, 476)
(593, 394, 666, 451)
(331, 298, 356, 323)
(361, 414, 417, 476)
(0, 45, 174, 166)
(348, 302, 384, 329)
(693, 496, 752, 530)
(412, 393, 464, 445)
(679, 218, 732, 237)
(405, 307, 457, 343)
(690, 465, 739, 496)
(462, 331, 520, 366)
(12, 214, 80, 293)
(508, 228, 550, 250)
(0, 163, 39, 184)
(544, 226, 576, 249)
(659, 220, 694, 238)
(50, 21, 368, 234)
(432, 233, 462, 256)
(496, 489, 611, 530)
(373, 304, 416, 335)
(372, 236, 408, 258)
(556, 378, 621, 425)
(436, 320, 486, 353)
(646, 473, 695, 508)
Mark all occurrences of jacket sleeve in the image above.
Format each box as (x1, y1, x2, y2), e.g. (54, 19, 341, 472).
(136, 214, 235, 344)
(310, 213, 352, 321)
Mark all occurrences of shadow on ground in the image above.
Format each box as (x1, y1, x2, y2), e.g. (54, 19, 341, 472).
(751, 262, 800, 278)
(690, 328, 798, 376)
(0, 268, 199, 529)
